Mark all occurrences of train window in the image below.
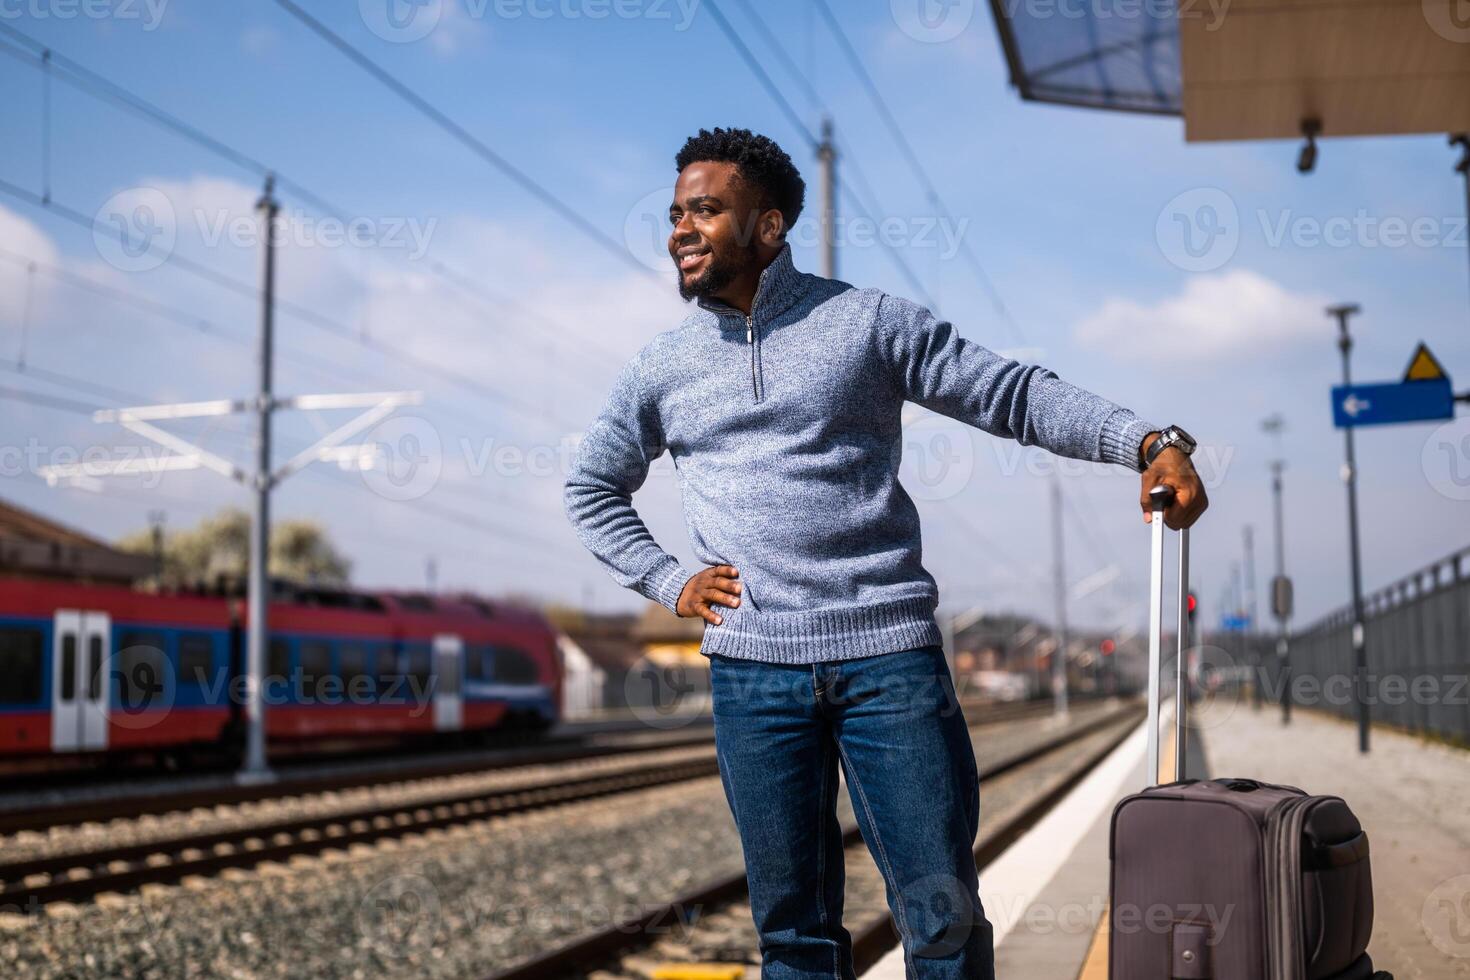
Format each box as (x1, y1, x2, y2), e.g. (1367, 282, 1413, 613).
(492, 646, 541, 686)
(466, 646, 489, 682)
(177, 634, 214, 688)
(60, 634, 76, 701)
(117, 633, 166, 709)
(88, 635, 102, 700)
(338, 643, 373, 700)
(299, 641, 332, 698)
(268, 638, 291, 682)
(403, 644, 431, 699)
(0, 627, 44, 705)
(375, 646, 399, 698)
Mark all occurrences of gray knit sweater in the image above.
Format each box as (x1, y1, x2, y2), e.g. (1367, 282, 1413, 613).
(563, 244, 1155, 664)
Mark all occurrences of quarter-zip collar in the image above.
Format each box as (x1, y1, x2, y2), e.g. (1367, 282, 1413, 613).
(695, 242, 806, 329)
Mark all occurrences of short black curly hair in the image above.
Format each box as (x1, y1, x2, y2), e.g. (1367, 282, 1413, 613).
(675, 127, 805, 236)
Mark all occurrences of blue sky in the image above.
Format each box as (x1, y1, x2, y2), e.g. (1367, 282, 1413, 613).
(1, 0, 1468, 636)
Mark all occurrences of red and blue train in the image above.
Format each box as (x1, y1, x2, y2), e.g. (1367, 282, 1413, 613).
(0, 577, 562, 766)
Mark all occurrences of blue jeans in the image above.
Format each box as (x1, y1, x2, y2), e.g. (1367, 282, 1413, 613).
(709, 645, 995, 979)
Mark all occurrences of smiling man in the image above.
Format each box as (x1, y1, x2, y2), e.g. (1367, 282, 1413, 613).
(564, 127, 1206, 979)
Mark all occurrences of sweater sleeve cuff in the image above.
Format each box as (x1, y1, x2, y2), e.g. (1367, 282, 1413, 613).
(645, 556, 695, 614)
(1099, 410, 1157, 473)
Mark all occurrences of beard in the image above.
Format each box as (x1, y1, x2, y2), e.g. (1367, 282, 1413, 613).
(675, 238, 758, 302)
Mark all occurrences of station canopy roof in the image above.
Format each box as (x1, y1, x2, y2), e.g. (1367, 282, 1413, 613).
(988, 0, 1470, 140)
(987, 0, 1182, 115)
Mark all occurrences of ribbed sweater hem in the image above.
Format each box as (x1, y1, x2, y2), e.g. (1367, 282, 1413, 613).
(697, 594, 944, 664)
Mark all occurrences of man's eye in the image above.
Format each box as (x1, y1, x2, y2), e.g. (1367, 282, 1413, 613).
(668, 213, 681, 225)
(698, 206, 716, 216)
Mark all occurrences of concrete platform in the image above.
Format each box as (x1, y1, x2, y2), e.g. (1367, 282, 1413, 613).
(1200, 701, 1470, 979)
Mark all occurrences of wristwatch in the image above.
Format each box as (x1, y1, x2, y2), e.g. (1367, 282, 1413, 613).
(1142, 425, 1197, 468)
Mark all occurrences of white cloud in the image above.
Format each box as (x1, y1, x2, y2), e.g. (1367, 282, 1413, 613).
(1073, 269, 1328, 363)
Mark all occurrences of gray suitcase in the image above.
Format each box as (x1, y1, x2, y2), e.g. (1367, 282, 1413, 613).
(1108, 486, 1382, 980)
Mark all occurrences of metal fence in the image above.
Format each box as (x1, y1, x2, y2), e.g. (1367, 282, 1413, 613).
(1284, 545, 1470, 743)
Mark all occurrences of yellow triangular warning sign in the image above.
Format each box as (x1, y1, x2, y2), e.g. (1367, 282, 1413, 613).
(1404, 342, 1447, 381)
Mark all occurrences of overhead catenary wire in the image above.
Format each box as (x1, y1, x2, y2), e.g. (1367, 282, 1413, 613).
(809, 0, 1027, 345)
(0, 245, 396, 395)
(728, 0, 826, 119)
(0, 240, 595, 571)
(0, 384, 102, 416)
(701, 0, 938, 309)
(0, 26, 633, 410)
(0, 25, 355, 222)
(269, 0, 657, 280)
(1, 355, 153, 408)
(715, 3, 935, 304)
(0, 249, 584, 538)
(0, 178, 582, 433)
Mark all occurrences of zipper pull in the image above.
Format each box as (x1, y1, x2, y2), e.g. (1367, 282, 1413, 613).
(746, 315, 753, 344)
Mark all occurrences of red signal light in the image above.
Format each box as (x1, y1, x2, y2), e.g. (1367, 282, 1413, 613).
(1186, 593, 1198, 615)
(1100, 639, 1116, 656)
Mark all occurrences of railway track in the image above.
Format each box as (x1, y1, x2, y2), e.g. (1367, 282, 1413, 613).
(481, 705, 1144, 980)
(0, 699, 1130, 915)
(0, 728, 710, 837)
(0, 694, 1091, 837)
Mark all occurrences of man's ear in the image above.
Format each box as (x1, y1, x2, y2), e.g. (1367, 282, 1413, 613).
(758, 209, 786, 248)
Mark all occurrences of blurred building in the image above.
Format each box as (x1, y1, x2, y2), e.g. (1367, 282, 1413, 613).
(552, 603, 712, 718)
(0, 498, 153, 586)
(554, 611, 640, 717)
(951, 611, 1145, 700)
(632, 602, 706, 667)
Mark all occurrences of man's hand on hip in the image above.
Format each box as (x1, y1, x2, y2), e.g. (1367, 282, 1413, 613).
(677, 564, 742, 625)
(1138, 433, 1208, 530)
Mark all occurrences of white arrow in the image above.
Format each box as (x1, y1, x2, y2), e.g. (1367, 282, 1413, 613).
(1342, 394, 1372, 417)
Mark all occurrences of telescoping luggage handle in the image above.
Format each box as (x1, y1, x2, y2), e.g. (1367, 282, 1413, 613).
(1146, 484, 1189, 788)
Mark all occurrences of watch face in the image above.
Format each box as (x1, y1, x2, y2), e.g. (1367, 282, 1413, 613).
(1167, 427, 1196, 454)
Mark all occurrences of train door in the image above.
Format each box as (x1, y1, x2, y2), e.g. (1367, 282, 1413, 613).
(431, 634, 463, 731)
(51, 610, 110, 752)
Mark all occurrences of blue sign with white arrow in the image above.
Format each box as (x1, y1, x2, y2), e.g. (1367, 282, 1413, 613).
(1331, 378, 1453, 428)
(1219, 614, 1252, 632)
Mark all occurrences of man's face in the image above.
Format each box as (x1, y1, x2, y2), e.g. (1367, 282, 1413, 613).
(668, 161, 766, 303)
